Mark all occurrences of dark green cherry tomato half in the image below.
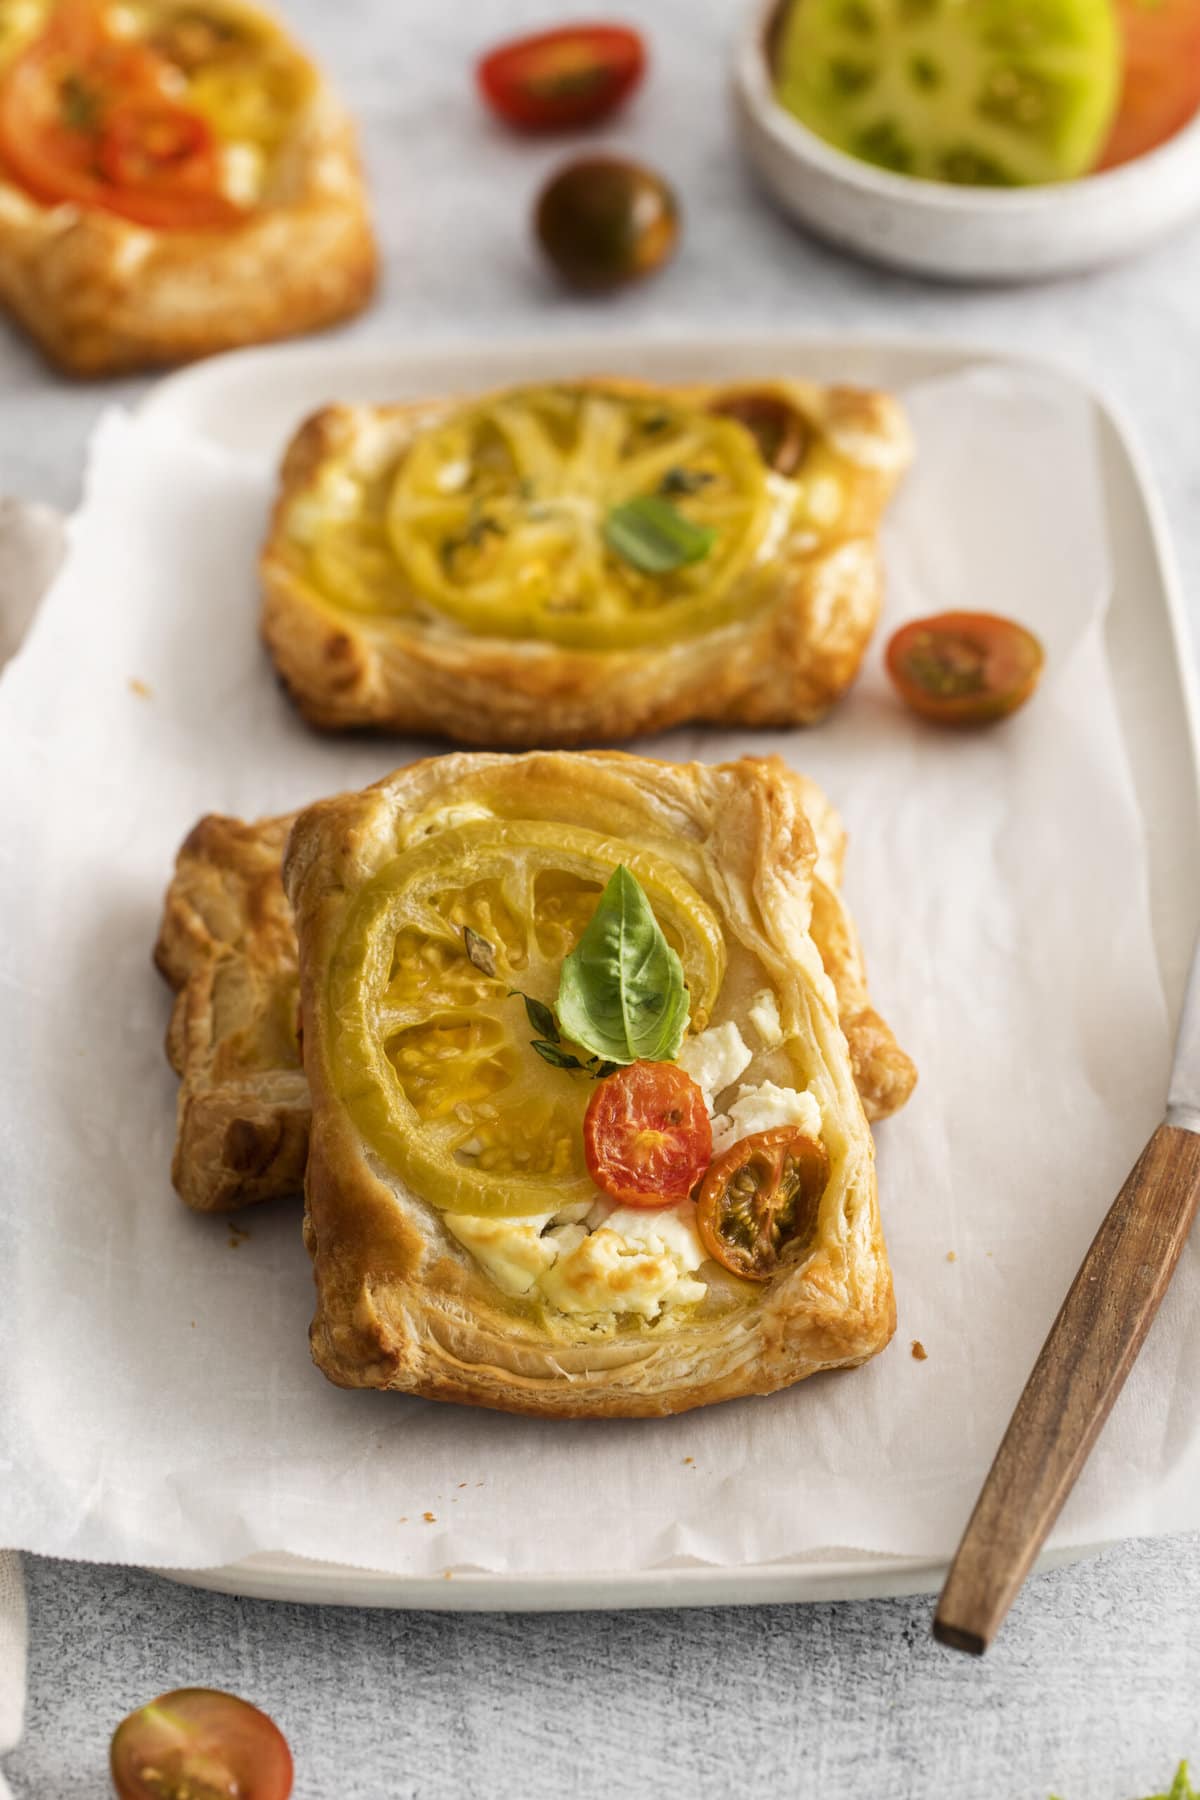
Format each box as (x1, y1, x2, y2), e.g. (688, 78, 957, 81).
(535, 154, 679, 291)
(708, 390, 812, 476)
(477, 23, 646, 133)
(110, 1687, 294, 1800)
(886, 611, 1045, 727)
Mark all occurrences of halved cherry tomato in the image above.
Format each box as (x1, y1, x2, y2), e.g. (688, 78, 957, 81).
(709, 391, 811, 477)
(477, 23, 645, 133)
(885, 612, 1045, 727)
(0, 7, 244, 231)
(696, 1126, 830, 1283)
(1098, 0, 1200, 170)
(583, 1060, 711, 1209)
(110, 1687, 293, 1800)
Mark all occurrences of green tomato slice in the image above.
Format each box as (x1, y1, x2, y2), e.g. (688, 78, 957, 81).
(326, 819, 726, 1217)
(774, 0, 1122, 187)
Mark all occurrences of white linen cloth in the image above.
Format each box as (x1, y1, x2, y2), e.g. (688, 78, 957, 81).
(0, 366, 1190, 1585)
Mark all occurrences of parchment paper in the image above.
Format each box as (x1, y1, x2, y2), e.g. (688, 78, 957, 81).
(0, 366, 1191, 1578)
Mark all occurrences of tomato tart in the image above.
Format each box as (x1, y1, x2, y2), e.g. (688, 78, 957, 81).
(220, 750, 913, 1418)
(0, 0, 375, 374)
(260, 377, 913, 744)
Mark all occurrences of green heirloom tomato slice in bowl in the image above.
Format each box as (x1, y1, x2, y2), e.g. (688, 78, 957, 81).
(773, 0, 1122, 186)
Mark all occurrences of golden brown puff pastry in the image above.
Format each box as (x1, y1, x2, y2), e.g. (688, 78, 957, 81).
(282, 750, 915, 1418)
(154, 810, 308, 1211)
(0, 0, 376, 376)
(260, 377, 912, 745)
(155, 763, 916, 1215)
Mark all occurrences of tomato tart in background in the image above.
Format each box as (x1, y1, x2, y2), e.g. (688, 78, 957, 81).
(260, 376, 913, 744)
(264, 750, 917, 1418)
(0, 0, 375, 374)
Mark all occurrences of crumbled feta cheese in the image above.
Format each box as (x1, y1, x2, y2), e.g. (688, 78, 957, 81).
(551, 1200, 594, 1226)
(676, 1021, 753, 1105)
(220, 141, 266, 207)
(710, 1082, 822, 1157)
(444, 1213, 556, 1298)
(539, 1226, 705, 1319)
(747, 989, 783, 1047)
(599, 1203, 706, 1272)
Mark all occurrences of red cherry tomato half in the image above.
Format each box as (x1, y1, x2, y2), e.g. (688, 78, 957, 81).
(696, 1126, 830, 1283)
(97, 102, 217, 191)
(885, 611, 1045, 727)
(477, 23, 645, 133)
(1098, 0, 1200, 169)
(110, 1687, 293, 1800)
(583, 1060, 711, 1209)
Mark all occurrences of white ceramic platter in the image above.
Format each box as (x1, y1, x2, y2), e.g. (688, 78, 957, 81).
(734, 0, 1200, 283)
(142, 333, 1199, 1611)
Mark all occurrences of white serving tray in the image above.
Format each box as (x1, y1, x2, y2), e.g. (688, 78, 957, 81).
(140, 333, 1200, 1611)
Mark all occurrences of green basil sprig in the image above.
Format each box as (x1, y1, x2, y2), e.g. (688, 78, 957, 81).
(603, 495, 716, 576)
(555, 865, 689, 1066)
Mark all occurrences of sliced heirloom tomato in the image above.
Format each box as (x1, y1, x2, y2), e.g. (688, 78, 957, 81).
(328, 819, 725, 1218)
(886, 611, 1045, 727)
(110, 1687, 293, 1800)
(1098, 0, 1200, 169)
(477, 23, 645, 132)
(0, 2, 245, 230)
(584, 1060, 712, 1209)
(697, 1126, 830, 1282)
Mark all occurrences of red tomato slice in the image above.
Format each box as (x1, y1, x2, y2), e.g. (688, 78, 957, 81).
(885, 611, 1045, 727)
(696, 1126, 830, 1283)
(477, 23, 645, 132)
(1098, 0, 1200, 169)
(583, 1060, 711, 1209)
(0, 7, 244, 230)
(110, 1687, 293, 1800)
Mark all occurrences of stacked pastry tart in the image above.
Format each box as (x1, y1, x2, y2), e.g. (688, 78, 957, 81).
(0, 0, 375, 372)
(157, 751, 916, 1418)
(261, 377, 913, 744)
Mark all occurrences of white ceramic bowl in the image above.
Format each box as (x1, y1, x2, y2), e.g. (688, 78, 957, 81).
(734, 0, 1200, 283)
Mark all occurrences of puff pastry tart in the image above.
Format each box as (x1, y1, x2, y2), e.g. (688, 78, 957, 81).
(260, 378, 912, 745)
(0, 0, 376, 374)
(155, 761, 917, 1218)
(277, 750, 916, 1417)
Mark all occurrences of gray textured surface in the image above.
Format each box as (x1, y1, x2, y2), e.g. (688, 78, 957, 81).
(3, 1, 1200, 1795)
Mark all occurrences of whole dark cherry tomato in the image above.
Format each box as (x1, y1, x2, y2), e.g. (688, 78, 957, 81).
(696, 1126, 830, 1283)
(536, 154, 679, 291)
(477, 23, 645, 133)
(110, 1687, 293, 1800)
(886, 612, 1045, 727)
(584, 1060, 711, 1208)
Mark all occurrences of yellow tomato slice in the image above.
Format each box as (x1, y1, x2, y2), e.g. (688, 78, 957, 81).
(384, 387, 773, 650)
(326, 820, 726, 1217)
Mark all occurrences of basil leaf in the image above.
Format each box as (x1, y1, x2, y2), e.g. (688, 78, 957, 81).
(555, 865, 689, 1065)
(510, 989, 559, 1042)
(603, 496, 717, 576)
(463, 927, 497, 978)
(531, 1041, 588, 1072)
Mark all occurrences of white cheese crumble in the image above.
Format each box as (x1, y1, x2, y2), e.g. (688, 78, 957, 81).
(446, 1197, 707, 1318)
(747, 988, 783, 1047)
(711, 1082, 822, 1158)
(220, 141, 266, 207)
(676, 1021, 752, 1106)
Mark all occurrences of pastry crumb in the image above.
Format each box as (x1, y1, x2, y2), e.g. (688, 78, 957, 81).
(946, 1251, 957, 1263)
(443, 1570, 453, 1580)
(911, 1340, 928, 1362)
(423, 1511, 437, 1522)
(682, 1456, 694, 1466)
(398, 1517, 408, 1525)
(458, 1482, 468, 1489)
(128, 677, 152, 699)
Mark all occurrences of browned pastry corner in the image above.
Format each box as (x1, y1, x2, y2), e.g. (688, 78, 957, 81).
(260, 378, 912, 745)
(154, 811, 308, 1211)
(155, 765, 916, 1216)
(0, 1, 377, 376)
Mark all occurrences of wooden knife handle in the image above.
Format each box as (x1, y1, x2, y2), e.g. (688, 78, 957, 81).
(934, 1122, 1200, 1655)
